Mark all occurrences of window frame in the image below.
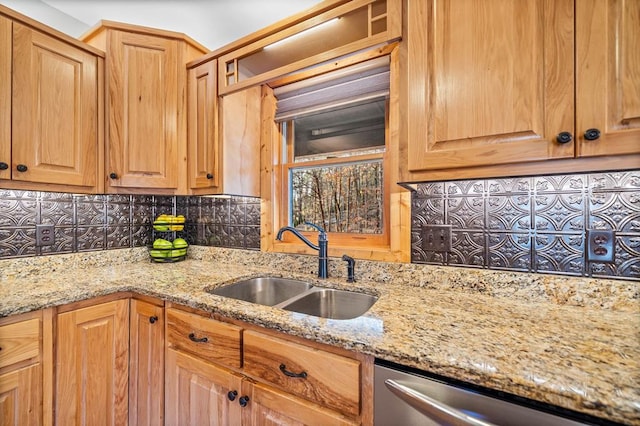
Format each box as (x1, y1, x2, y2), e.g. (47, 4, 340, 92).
(261, 44, 410, 262)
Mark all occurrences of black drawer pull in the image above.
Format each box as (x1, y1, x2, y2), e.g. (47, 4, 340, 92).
(227, 390, 238, 401)
(0, 162, 8, 170)
(188, 333, 208, 343)
(16, 164, 28, 172)
(149, 316, 158, 324)
(206, 173, 213, 179)
(279, 363, 307, 379)
(556, 131, 573, 144)
(584, 128, 601, 141)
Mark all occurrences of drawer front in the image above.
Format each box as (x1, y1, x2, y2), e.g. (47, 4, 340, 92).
(0, 318, 40, 368)
(243, 330, 360, 417)
(166, 308, 242, 369)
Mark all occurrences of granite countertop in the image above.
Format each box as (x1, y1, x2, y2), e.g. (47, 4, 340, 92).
(1, 247, 638, 425)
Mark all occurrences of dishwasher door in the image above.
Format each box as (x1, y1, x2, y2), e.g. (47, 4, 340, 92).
(374, 362, 587, 426)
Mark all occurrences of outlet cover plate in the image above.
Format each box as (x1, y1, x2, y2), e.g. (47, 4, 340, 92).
(36, 224, 55, 247)
(422, 225, 452, 252)
(587, 229, 615, 263)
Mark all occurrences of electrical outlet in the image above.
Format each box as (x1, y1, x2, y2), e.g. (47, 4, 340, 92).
(422, 225, 452, 252)
(36, 224, 55, 247)
(587, 229, 615, 263)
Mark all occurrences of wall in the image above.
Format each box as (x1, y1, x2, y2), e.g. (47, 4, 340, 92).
(0, 190, 260, 258)
(411, 170, 640, 281)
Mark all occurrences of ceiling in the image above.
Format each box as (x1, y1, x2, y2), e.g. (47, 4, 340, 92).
(0, 0, 325, 50)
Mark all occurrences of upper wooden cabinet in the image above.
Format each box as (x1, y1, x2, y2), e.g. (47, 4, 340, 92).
(187, 56, 262, 196)
(82, 22, 208, 194)
(401, 0, 639, 182)
(576, 0, 640, 157)
(0, 7, 103, 193)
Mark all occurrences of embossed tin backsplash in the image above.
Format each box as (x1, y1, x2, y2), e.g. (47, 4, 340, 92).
(0, 191, 260, 258)
(411, 170, 640, 280)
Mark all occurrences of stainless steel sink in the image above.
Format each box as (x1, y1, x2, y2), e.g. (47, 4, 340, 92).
(281, 288, 378, 320)
(209, 277, 313, 306)
(209, 277, 377, 319)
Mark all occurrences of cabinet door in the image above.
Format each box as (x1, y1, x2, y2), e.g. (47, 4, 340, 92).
(576, 0, 640, 156)
(107, 31, 179, 189)
(129, 300, 164, 426)
(218, 86, 261, 196)
(188, 59, 218, 191)
(405, 0, 575, 171)
(56, 300, 129, 426)
(12, 22, 98, 186)
(0, 364, 42, 425)
(245, 381, 358, 426)
(0, 16, 10, 181)
(165, 349, 243, 426)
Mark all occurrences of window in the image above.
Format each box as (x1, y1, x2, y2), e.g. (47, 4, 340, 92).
(272, 57, 391, 248)
(263, 48, 410, 261)
(283, 98, 386, 234)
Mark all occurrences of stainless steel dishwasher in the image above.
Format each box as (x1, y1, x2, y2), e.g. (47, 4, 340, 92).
(374, 361, 597, 426)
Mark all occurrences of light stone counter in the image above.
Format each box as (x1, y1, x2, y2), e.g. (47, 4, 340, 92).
(0, 247, 638, 425)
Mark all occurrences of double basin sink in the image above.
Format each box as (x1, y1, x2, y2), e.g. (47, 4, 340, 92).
(208, 277, 377, 320)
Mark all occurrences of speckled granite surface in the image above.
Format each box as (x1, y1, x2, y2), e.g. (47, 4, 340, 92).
(1, 247, 638, 424)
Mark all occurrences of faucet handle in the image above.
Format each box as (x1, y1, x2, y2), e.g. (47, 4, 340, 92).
(304, 222, 326, 234)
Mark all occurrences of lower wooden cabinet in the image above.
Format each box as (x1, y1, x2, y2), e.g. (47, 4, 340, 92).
(0, 309, 52, 426)
(129, 299, 165, 426)
(165, 306, 370, 425)
(56, 299, 130, 426)
(0, 363, 42, 425)
(165, 348, 243, 425)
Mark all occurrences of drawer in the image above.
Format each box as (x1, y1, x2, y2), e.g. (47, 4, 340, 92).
(243, 330, 360, 417)
(166, 308, 242, 369)
(0, 318, 40, 369)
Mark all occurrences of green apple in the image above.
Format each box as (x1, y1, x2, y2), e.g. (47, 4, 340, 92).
(170, 248, 187, 258)
(153, 238, 173, 249)
(173, 238, 188, 249)
(149, 249, 168, 259)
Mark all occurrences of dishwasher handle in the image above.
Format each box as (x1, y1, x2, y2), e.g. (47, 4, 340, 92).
(384, 379, 497, 426)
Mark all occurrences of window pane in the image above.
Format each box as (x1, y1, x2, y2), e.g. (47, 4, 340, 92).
(290, 160, 383, 234)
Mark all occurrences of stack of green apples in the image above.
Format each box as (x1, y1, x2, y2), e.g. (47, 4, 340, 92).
(149, 237, 189, 262)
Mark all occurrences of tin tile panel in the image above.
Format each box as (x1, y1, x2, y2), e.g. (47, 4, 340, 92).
(411, 169, 640, 280)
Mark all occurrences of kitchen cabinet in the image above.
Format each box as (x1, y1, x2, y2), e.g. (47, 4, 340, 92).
(82, 22, 208, 194)
(187, 58, 219, 193)
(56, 299, 129, 426)
(0, 7, 103, 193)
(401, 0, 639, 182)
(166, 348, 244, 425)
(186, 59, 262, 196)
(165, 306, 370, 425)
(0, 310, 51, 426)
(129, 299, 165, 426)
(576, 0, 640, 157)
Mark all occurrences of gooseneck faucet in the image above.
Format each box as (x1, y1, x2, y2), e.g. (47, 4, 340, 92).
(276, 222, 328, 278)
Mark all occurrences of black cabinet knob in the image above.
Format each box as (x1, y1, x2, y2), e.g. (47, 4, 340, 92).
(109, 172, 118, 179)
(149, 316, 158, 324)
(16, 164, 28, 172)
(556, 132, 573, 144)
(206, 173, 213, 180)
(239, 396, 250, 407)
(0, 162, 8, 170)
(227, 390, 238, 401)
(584, 128, 601, 141)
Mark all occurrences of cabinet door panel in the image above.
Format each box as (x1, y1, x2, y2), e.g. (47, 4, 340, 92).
(108, 31, 179, 189)
(12, 23, 98, 186)
(247, 381, 357, 426)
(576, 0, 640, 156)
(406, 0, 575, 170)
(129, 300, 164, 426)
(165, 349, 242, 426)
(0, 16, 10, 181)
(0, 364, 42, 426)
(56, 300, 129, 426)
(188, 59, 218, 190)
